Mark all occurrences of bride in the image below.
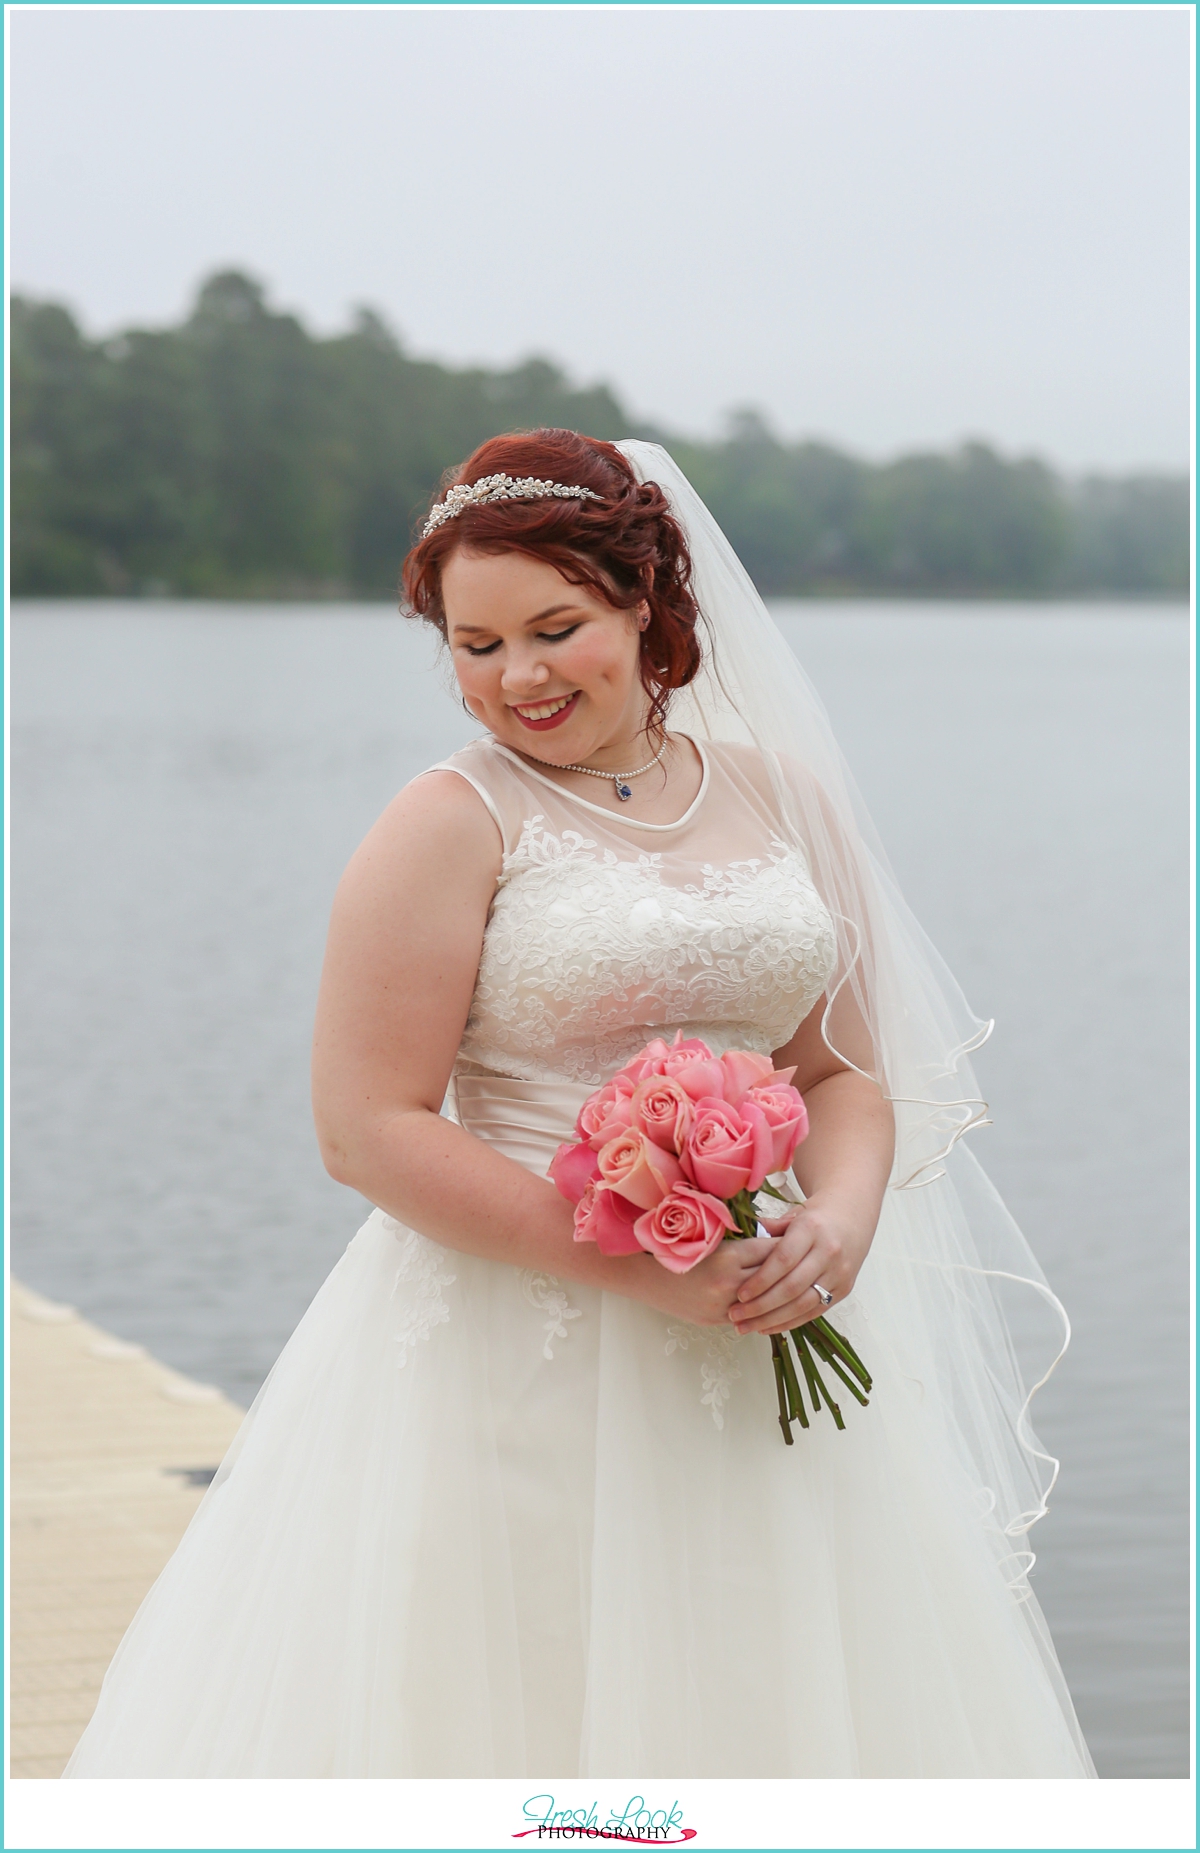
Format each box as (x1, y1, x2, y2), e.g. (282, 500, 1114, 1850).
(65, 432, 1095, 1778)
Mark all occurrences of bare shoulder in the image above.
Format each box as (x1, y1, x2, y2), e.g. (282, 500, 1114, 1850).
(335, 768, 503, 918)
(313, 767, 503, 1141)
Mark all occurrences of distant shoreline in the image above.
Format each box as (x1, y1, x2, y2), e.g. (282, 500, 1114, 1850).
(12, 276, 1189, 604)
(10, 590, 1191, 609)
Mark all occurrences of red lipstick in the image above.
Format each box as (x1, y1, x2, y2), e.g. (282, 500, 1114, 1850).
(510, 691, 581, 732)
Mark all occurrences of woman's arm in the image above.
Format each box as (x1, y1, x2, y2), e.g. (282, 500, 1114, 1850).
(727, 992, 895, 1337)
(311, 774, 762, 1325)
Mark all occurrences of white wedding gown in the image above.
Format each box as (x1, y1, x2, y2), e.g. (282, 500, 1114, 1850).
(65, 735, 1095, 1778)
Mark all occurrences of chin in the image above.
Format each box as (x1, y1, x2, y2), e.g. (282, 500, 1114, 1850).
(501, 731, 577, 763)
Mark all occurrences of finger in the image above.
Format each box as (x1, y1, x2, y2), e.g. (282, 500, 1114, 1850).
(733, 1280, 806, 1328)
(733, 1270, 832, 1328)
(734, 1293, 821, 1335)
(722, 1238, 774, 1277)
(734, 1229, 814, 1303)
(736, 1287, 834, 1335)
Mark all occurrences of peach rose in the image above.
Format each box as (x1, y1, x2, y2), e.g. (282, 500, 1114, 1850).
(573, 1179, 645, 1256)
(634, 1184, 737, 1273)
(744, 1082, 809, 1173)
(597, 1127, 685, 1211)
(575, 1072, 636, 1150)
(684, 1096, 773, 1198)
(548, 1140, 601, 1205)
(630, 1076, 694, 1153)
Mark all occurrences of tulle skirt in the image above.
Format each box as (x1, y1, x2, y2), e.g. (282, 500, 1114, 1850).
(65, 1076, 1094, 1778)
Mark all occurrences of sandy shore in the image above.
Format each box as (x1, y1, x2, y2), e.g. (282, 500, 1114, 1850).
(9, 1279, 244, 1777)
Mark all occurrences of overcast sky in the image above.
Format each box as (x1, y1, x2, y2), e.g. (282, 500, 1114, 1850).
(8, 5, 1192, 471)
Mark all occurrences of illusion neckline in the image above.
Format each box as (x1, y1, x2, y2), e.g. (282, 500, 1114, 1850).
(486, 735, 712, 832)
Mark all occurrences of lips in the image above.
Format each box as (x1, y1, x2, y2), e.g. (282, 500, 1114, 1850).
(510, 690, 581, 731)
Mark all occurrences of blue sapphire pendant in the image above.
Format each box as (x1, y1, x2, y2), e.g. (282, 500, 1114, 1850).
(616, 781, 633, 801)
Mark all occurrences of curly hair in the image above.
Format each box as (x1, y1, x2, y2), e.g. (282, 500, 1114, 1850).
(401, 429, 702, 736)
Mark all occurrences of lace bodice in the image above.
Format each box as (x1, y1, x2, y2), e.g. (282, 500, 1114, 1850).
(429, 736, 838, 1085)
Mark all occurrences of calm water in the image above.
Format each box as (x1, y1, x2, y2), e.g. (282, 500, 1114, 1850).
(10, 600, 1190, 1778)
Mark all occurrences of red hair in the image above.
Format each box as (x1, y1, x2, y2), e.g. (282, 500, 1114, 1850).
(401, 429, 701, 735)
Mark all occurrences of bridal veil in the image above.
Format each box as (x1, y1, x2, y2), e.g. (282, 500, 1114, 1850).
(620, 439, 1075, 1587)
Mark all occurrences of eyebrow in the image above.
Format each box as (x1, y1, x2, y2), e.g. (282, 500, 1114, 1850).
(449, 602, 579, 637)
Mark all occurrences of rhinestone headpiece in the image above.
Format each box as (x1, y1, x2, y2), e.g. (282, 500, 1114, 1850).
(420, 473, 603, 540)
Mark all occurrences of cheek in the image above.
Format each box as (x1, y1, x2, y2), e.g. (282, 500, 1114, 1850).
(565, 628, 640, 688)
(452, 653, 497, 702)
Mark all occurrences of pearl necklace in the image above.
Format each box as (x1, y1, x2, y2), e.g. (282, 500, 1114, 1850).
(521, 735, 668, 801)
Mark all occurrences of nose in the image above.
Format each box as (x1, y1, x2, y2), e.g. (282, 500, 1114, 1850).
(500, 646, 552, 696)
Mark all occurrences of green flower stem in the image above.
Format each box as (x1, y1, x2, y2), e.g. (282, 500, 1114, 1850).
(728, 1189, 759, 1240)
(792, 1328, 823, 1414)
(804, 1326, 871, 1407)
(810, 1316, 872, 1392)
(777, 1331, 807, 1427)
(793, 1330, 846, 1430)
(721, 1188, 873, 1439)
(769, 1337, 794, 1444)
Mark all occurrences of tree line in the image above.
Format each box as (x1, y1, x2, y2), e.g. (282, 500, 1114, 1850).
(11, 271, 1189, 600)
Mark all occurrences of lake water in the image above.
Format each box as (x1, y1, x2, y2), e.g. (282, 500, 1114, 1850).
(10, 599, 1190, 1779)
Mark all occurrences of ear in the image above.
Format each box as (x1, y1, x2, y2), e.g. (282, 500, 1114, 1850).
(636, 597, 651, 632)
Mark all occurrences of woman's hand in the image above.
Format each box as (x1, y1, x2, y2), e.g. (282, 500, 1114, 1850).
(624, 1237, 777, 1328)
(715, 1000, 896, 1339)
(727, 1195, 874, 1336)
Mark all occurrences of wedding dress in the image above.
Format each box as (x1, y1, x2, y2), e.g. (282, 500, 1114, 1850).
(65, 443, 1095, 1778)
(65, 731, 1093, 1778)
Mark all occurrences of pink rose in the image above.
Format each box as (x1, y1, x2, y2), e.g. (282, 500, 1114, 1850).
(613, 1037, 675, 1087)
(717, 1049, 778, 1106)
(683, 1096, 773, 1197)
(744, 1082, 809, 1173)
(630, 1076, 694, 1154)
(548, 1140, 601, 1205)
(656, 1047, 727, 1101)
(623, 1033, 725, 1101)
(573, 1179, 644, 1256)
(634, 1184, 737, 1273)
(597, 1127, 685, 1211)
(575, 1073, 636, 1150)
(614, 1032, 716, 1089)
(618, 1030, 703, 1082)
(662, 1033, 716, 1059)
(740, 1101, 779, 1194)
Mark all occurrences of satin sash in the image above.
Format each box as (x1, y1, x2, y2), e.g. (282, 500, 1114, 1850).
(449, 1059, 591, 1177)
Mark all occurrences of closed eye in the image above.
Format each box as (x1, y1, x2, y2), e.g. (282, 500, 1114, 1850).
(464, 623, 580, 658)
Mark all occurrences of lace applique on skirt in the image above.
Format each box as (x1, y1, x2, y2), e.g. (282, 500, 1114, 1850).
(666, 1323, 743, 1429)
(384, 1217, 457, 1365)
(521, 1269, 583, 1360)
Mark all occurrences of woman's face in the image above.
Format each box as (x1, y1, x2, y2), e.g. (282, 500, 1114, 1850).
(441, 547, 651, 763)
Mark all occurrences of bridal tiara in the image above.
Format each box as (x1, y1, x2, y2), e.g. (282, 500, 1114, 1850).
(421, 473, 603, 539)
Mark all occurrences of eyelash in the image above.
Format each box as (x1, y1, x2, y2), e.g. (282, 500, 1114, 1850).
(464, 624, 580, 658)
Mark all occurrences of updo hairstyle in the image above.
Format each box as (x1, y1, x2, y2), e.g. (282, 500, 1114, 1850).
(401, 429, 702, 736)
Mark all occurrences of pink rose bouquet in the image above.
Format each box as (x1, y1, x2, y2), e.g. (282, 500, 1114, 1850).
(549, 1032, 872, 1443)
